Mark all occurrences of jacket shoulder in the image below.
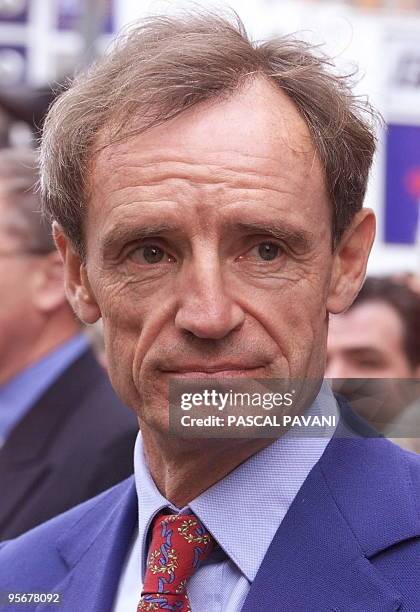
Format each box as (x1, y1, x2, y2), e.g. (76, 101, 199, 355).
(320, 435, 420, 554)
(0, 477, 134, 591)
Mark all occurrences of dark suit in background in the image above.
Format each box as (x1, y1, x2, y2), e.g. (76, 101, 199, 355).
(0, 347, 138, 540)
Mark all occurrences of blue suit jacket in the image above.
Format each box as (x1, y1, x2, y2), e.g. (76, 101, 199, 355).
(1, 407, 420, 611)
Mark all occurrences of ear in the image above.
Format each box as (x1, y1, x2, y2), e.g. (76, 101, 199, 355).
(327, 208, 376, 314)
(52, 222, 101, 324)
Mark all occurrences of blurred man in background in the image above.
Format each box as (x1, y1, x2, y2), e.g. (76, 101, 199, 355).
(327, 277, 420, 379)
(327, 276, 420, 448)
(0, 148, 138, 540)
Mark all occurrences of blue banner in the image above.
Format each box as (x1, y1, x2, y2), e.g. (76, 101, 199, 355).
(385, 124, 420, 245)
(57, 0, 113, 33)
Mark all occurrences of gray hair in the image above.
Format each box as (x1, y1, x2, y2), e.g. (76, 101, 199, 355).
(40, 11, 377, 257)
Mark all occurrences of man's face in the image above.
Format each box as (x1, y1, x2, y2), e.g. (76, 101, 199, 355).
(326, 301, 414, 379)
(60, 79, 374, 430)
(0, 196, 39, 383)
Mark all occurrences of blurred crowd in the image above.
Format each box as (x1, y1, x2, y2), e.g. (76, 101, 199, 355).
(0, 83, 419, 540)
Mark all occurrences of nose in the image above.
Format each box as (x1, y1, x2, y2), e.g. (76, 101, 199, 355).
(174, 257, 245, 340)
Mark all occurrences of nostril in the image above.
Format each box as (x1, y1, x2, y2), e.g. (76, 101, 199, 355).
(174, 301, 245, 340)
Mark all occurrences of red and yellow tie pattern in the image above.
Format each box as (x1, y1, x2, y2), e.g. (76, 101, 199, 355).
(138, 513, 214, 611)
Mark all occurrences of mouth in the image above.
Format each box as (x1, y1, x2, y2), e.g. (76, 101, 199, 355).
(160, 365, 264, 379)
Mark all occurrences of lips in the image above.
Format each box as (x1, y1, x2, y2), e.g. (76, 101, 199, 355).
(160, 364, 263, 378)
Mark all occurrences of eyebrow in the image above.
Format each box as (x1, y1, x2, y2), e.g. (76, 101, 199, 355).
(101, 218, 314, 257)
(232, 221, 314, 253)
(101, 222, 180, 255)
(342, 347, 385, 358)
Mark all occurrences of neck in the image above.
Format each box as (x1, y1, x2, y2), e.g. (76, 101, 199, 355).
(140, 423, 275, 508)
(0, 312, 81, 384)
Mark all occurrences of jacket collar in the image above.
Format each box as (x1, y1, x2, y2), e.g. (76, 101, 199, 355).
(50, 478, 137, 612)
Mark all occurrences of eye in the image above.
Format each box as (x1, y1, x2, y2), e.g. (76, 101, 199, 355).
(250, 241, 283, 262)
(129, 244, 175, 265)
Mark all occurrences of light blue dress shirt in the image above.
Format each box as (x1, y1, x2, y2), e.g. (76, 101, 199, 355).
(0, 334, 88, 447)
(112, 381, 338, 612)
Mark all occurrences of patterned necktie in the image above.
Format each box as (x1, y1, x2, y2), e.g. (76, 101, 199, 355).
(138, 512, 215, 612)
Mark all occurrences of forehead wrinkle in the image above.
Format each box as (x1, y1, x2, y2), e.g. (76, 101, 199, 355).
(90, 165, 317, 224)
(95, 139, 315, 168)
(101, 183, 306, 214)
(91, 144, 320, 195)
(95, 162, 293, 195)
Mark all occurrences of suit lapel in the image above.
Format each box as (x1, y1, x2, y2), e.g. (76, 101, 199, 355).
(0, 349, 102, 534)
(0, 463, 50, 536)
(0, 348, 103, 464)
(241, 432, 417, 612)
(44, 479, 137, 612)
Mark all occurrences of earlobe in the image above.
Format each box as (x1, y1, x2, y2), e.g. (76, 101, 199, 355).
(327, 209, 376, 315)
(76, 264, 102, 324)
(52, 222, 101, 324)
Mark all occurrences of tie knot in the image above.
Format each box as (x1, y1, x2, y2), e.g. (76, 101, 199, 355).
(139, 512, 214, 611)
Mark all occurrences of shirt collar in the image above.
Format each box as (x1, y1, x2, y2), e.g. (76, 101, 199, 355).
(0, 333, 88, 445)
(134, 435, 178, 578)
(134, 381, 338, 582)
(0, 333, 88, 397)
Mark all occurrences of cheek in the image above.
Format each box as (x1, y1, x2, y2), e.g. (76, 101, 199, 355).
(92, 279, 146, 407)
(97, 281, 177, 405)
(100, 300, 140, 369)
(245, 277, 329, 361)
(101, 318, 138, 408)
(281, 302, 327, 372)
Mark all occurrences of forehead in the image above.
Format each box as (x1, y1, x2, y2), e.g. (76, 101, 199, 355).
(87, 78, 329, 242)
(329, 302, 405, 349)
